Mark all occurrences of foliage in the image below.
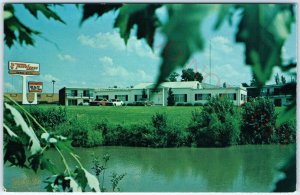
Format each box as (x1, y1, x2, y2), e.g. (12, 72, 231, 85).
(275, 120, 296, 144)
(70, 120, 103, 147)
(114, 4, 162, 48)
(181, 68, 195, 81)
(92, 154, 126, 192)
(235, 4, 295, 86)
(167, 88, 175, 106)
(281, 75, 286, 84)
(240, 97, 277, 144)
(80, 3, 122, 25)
(242, 82, 249, 87)
(275, 73, 280, 85)
(3, 96, 101, 192)
(180, 68, 203, 82)
(194, 102, 204, 106)
(194, 71, 204, 83)
(4, 4, 64, 47)
(27, 106, 68, 131)
(100, 113, 187, 147)
(188, 96, 241, 147)
(168, 72, 179, 82)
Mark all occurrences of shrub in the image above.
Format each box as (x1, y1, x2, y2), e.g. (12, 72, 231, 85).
(185, 103, 193, 106)
(240, 97, 277, 144)
(194, 102, 203, 106)
(71, 120, 103, 147)
(276, 120, 296, 144)
(188, 96, 241, 147)
(176, 102, 185, 106)
(28, 106, 68, 130)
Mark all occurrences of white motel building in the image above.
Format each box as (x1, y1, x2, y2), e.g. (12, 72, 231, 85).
(59, 81, 247, 106)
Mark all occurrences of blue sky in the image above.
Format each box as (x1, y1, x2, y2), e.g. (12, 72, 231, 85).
(3, 4, 297, 93)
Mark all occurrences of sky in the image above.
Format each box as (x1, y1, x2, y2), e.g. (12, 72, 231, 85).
(3, 4, 297, 93)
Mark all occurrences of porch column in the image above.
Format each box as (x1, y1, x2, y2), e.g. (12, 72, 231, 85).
(162, 88, 165, 106)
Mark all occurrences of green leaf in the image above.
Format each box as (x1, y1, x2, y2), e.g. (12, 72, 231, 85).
(4, 103, 41, 155)
(75, 167, 88, 191)
(3, 123, 18, 137)
(214, 4, 233, 30)
(24, 4, 65, 24)
(155, 4, 213, 88)
(4, 140, 27, 167)
(114, 4, 161, 47)
(83, 168, 101, 192)
(236, 4, 295, 85)
(80, 3, 122, 25)
(65, 177, 82, 192)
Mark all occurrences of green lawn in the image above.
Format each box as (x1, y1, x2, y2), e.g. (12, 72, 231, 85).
(25, 104, 286, 128)
(29, 105, 201, 128)
(66, 106, 200, 128)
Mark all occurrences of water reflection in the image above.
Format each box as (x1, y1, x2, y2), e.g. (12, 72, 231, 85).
(4, 144, 295, 192)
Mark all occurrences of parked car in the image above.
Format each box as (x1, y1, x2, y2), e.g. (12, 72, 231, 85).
(89, 101, 101, 106)
(90, 99, 109, 106)
(111, 99, 124, 106)
(82, 102, 90, 106)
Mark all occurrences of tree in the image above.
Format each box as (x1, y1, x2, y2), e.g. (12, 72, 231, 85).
(167, 88, 175, 106)
(275, 73, 280, 85)
(168, 72, 179, 82)
(250, 76, 259, 87)
(181, 68, 195, 81)
(194, 72, 203, 83)
(281, 75, 286, 84)
(242, 83, 249, 87)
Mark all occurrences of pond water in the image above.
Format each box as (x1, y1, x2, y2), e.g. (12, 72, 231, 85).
(4, 144, 295, 192)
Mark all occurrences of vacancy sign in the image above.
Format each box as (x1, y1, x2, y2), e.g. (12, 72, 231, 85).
(9, 61, 40, 75)
(28, 82, 43, 92)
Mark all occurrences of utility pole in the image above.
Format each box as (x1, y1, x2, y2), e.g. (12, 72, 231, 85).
(209, 40, 212, 85)
(52, 80, 56, 103)
(52, 80, 56, 94)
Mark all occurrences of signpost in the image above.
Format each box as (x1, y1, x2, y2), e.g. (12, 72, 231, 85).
(8, 61, 40, 105)
(9, 61, 40, 75)
(28, 81, 43, 93)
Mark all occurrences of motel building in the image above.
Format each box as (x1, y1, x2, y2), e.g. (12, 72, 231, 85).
(59, 81, 247, 106)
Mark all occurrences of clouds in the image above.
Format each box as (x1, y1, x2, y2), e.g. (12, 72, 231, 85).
(39, 74, 60, 82)
(99, 56, 153, 84)
(58, 54, 76, 62)
(78, 32, 159, 60)
(211, 36, 233, 53)
(4, 82, 16, 92)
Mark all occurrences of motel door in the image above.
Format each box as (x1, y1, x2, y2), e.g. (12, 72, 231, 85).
(150, 90, 162, 105)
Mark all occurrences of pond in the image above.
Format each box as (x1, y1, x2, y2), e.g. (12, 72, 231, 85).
(4, 144, 295, 192)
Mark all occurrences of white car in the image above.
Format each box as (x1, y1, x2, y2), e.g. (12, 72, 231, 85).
(111, 99, 124, 106)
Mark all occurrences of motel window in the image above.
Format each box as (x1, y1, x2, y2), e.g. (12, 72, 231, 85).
(83, 90, 90, 97)
(96, 95, 109, 100)
(70, 90, 78, 97)
(195, 93, 211, 101)
(174, 94, 187, 102)
(115, 95, 128, 101)
(219, 93, 236, 100)
(134, 95, 143, 101)
(241, 94, 247, 101)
